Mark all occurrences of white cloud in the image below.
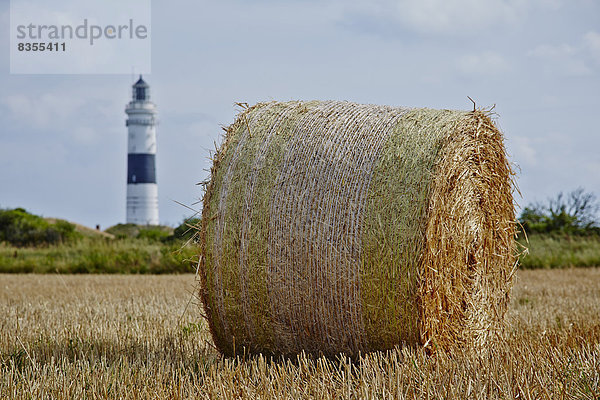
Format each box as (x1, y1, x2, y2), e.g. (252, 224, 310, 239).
(0, 140, 69, 172)
(0, 91, 123, 147)
(528, 31, 600, 76)
(583, 31, 600, 65)
(528, 43, 576, 58)
(510, 136, 538, 167)
(390, 0, 522, 34)
(72, 126, 98, 145)
(456, 51, 510, 75)
(1, 93, 85, 128)
(337, 0, 568, 36)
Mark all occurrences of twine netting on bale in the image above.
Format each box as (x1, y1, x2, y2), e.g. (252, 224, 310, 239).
(198, 100, 517, 358)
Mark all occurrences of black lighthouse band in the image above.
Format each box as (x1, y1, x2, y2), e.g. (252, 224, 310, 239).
(127, 153, 156, 184)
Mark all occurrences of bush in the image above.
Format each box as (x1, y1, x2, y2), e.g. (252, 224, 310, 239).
(105, 223, 173, 242)
(105, 223, 142, 239)
(172, 218, 200, 241)
(138, 227, 171, 242)
(0, 208, 80, 247)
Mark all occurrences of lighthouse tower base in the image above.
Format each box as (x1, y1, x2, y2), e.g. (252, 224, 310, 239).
(126, 183, 159, 225)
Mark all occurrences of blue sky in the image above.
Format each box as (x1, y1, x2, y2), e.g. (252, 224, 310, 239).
(1, 0, 599, 228)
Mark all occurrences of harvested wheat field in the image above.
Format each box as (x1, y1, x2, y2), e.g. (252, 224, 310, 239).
(200, 100, 516, 357)
(1, 269, 599, 399)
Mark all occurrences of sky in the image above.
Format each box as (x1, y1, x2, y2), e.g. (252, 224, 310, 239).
(1, 0, 599, 228)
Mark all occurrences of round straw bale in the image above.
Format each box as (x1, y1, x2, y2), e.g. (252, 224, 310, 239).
(198, 100, 516, 357)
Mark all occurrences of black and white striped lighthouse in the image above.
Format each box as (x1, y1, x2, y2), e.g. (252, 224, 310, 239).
(125, 75, 159, 225)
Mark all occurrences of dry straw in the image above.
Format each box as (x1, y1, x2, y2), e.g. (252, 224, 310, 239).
(198, 100, 517, 358)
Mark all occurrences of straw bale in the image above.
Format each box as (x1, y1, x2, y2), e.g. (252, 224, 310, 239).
(198, 100, 516, 357)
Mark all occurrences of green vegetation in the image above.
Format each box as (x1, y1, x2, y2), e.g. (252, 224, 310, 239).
(518, 188, 600, 269)
(2, 194, 599, 274)
(105, 223, 173, 241)
(519, 188, 599, 236)
(0, 208, 199, 274)
(172, 217, 201, 241)
(0, 208, 81, 246)
(0, 238, 197, 274)
(518, 234, 600, 269)
(104, 219, 200, 243)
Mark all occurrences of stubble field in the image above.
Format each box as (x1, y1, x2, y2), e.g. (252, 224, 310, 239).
(1, 269, 599, 399)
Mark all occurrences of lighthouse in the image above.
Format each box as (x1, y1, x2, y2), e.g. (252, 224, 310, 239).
(125, 75, 159, 225)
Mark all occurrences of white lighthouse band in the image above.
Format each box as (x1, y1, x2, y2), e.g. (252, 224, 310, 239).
(125, 76, 159, 225)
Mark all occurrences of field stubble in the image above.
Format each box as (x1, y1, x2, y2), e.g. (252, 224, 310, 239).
(1, 269, 599, 399)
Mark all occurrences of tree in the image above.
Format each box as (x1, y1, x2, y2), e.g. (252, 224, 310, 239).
(519, 188, 599, 235)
